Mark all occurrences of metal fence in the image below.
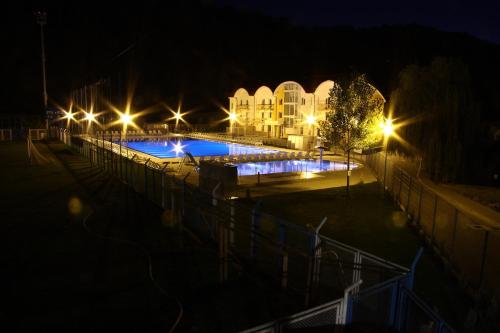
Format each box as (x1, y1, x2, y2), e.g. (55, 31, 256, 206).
(63, 133, 456, 332)
(243, 249, 456, 333)
(362, 152, 500, 306)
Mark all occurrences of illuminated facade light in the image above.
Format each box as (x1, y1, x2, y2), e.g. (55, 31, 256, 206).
(306, 114, 316, 125)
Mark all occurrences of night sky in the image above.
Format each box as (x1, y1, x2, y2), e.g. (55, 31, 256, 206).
(2, 0, 500, 117)
(217, 0, 500, 44)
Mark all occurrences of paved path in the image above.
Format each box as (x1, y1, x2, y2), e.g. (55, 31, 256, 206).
(395, 157, 500, 230)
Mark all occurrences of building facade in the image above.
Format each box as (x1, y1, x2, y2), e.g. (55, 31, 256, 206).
(228, 80, 385, 145)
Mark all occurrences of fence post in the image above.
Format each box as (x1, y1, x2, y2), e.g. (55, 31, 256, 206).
(305, 233, 316, 307)
(341, 279, 364, 325)
(229, 197, 236, 248)
(281, 252, 289, 289)
(144, 159, 150, 197)
(352, 251, 362, 293)
(406, 176, 412, 213)
(218, 219, 228, 284)
(278, 221, 286, 269)
(478, 229, 490, 288)
(161, 166, 168, 209)
(250, 200, 262, 259)
(313, 217, 327, 288)
(170, 175, 176, 221)
(417, 183, 423, 225)
(388, 280, 399, 327)
(152, 168, 157, 203)
(306, 217, 327, 306)
(408, 247, 424, 290)
(398, 169, 403, 203)
(450, 208, 458, 260)
(431, 194, 438, 244)
(182, 172, 190, 218)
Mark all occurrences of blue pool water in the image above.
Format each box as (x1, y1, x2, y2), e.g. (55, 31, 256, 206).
(236, 160, 358, 176)
(120, 138, 278, 158)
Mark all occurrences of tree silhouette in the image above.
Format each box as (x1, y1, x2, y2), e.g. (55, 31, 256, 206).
(319, 74, 384, 195)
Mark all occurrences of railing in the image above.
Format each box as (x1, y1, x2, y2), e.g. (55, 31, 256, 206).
(244, 251, 456, 333)
(187, 132, 264, 145)
(63, 132, 456, 332)
(28, 128, 47, 141)
(361, 152, 500, 306)
(256, 104, 273, 110)
(0, 128, 12, 141)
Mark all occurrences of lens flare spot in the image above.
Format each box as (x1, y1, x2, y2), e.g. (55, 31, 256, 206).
(68, 197, 83, 216)
(161, 209, 176, 228)
(391, 211, 407, 228)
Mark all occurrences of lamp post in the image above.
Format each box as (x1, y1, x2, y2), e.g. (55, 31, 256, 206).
(35, 11, 48, 110)
(382, 118, 394, 192)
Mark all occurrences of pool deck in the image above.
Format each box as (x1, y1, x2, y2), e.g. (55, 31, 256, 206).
(178, 152, 377, 198)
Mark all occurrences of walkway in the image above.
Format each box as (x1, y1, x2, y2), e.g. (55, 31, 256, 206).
(395, 157, 500, 230)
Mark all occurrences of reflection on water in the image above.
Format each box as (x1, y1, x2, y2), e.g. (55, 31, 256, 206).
(237, 160, 358, 176)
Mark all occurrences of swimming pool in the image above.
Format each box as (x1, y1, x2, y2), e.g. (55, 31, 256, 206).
(120, 138, 278, 158)
(235, 159, 357, 176)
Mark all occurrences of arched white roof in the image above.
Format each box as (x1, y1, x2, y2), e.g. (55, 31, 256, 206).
(273, 81, 306, 95)
(314, 80, 335, 97)
(233, 88, 250, 98)
(254, 86, 273, 97)
(314, 80, 386, 102)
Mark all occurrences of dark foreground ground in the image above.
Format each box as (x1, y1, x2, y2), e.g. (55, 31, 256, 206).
(1, 141, 496, 333)
(0, 141, 304, 332)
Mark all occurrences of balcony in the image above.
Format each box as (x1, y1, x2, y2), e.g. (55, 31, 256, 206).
(256, 104, 273, 110)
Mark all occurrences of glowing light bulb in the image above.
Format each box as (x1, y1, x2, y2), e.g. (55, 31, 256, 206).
(121, 113, 131, 125)
(381, 119, 394, 136)
(306, 115, 316, 125)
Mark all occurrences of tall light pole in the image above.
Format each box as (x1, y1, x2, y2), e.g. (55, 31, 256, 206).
(35, 11, 48, 110)
(382, 118, 394, 192)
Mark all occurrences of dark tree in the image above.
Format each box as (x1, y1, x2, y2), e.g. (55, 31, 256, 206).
(390, 58, 480, 182)
(319, 74, 384, 195)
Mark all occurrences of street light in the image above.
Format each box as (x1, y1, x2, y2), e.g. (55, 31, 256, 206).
(381, 118, 394, 192)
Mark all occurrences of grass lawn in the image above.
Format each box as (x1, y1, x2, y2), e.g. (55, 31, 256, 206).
(240, 182, 471, 330)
